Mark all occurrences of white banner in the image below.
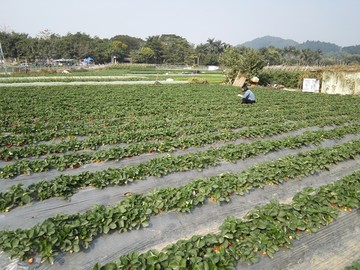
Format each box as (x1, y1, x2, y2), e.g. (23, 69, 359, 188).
(303, 78, 320, 93)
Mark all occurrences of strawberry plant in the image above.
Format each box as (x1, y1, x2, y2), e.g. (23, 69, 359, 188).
(1, 83, 359, 268)
(93, 170, 360, 269)
(0, 141, 359, 262)
(1, 127, 359, 212)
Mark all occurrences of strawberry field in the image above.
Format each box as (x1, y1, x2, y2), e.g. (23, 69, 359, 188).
(0, 84, 359, 270)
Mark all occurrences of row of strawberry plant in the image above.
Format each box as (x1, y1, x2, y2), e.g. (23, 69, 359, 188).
(1, 111, 358, 160)
(1, 125, 359, 211)
(0, 84, 251, 132)
(2, 109, 357, 162)
(93, 170, 360, 269)
(0, 110, 306, 147)
(0, 105, 356, 146)
(0, 76, 156, 83)
(2, 101, 354, 148)
(2, 84, 356, 123)
(2, 121, 359, 179)
(2, 85, 358, 141)
(0, 115, 310, 159)
(0, 141, 359, 264)
(0, 121, 313, 176)
(4, 95, 357, 138)
(6, 86, 356, 143)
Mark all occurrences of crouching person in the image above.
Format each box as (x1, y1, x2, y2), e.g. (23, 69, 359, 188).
(239, 83, 256, 104)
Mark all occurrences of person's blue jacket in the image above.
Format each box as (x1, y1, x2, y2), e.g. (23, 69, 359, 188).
(243, 89, 255, 101)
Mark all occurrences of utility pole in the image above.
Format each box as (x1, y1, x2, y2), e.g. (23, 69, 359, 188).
(0, 43, 7, 73)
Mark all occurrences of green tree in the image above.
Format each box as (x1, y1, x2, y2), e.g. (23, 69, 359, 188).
(111, 35, 144, 56)
(131, 46, 155, 63)
(259, 46, 284, 65)
(299, 48, 322, 65)
(34, 31, 61, 62)
(219, 47, 244, 82)
(15, 38, 31, 63)
(0, 31, 29, 61)
(195, 38, 229, 65)
(282, 46, 301, 65)
(91, 37, 113, 64)
(59, 32, 93, 60)
(145, 35, 164, 64)
(194, 43, 208, 65)
(142, 34, 194, 65)
(220, 46, 266, 83)
(111, 40, 128, 61)
(162, 36, 193, 64)
(341, 53, 360, 65)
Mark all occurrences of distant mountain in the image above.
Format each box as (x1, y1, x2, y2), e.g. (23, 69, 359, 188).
(342, 45, 360, 54)
(238, 36, 351, 56)
(297, 40, 341, 54)
(240, 36, 299, 49)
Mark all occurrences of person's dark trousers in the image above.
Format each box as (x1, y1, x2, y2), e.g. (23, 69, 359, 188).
(242, 98, 256, 104)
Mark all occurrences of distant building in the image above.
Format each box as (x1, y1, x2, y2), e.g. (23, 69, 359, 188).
(53, 59, 75, 66)
(82, 56, 95, 65)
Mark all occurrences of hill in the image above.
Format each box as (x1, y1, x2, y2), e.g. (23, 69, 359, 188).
(238, 36, 356, 56)
(240, 35, 299, 49)
(342, 45, 360, 54)
(297, 40, 341, 54)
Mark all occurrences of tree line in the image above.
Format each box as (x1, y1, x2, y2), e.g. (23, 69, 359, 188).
(1, 30, 359, 66)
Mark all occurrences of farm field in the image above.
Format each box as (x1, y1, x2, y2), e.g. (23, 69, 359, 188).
(0, 65, 225, 85)
(0, 83, 359, 270)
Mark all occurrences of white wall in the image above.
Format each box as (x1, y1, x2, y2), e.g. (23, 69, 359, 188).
(321, 71, 360, 95)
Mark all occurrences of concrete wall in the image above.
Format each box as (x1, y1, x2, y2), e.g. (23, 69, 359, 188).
(321, 71, 360, 95)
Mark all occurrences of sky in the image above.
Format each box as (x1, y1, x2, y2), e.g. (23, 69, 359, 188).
(1, 0, 360, 47)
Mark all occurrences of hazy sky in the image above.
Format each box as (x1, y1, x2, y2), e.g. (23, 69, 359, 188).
(1, 0, 359, 47)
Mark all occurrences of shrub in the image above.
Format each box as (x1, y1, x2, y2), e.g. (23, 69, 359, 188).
(258, 70, 302, 88)
(187, 78, 209, 84)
